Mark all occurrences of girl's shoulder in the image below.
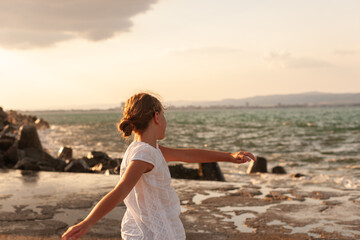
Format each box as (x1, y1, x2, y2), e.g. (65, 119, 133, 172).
(128, 141, 159, 151)
(123, 141, 161, 167)
(126, 141, 160, 159)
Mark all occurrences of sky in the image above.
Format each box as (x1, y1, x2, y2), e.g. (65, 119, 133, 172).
(0, 0, 359, 110)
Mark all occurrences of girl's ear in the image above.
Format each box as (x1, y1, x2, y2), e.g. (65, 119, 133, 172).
(153, 112, 160, 124)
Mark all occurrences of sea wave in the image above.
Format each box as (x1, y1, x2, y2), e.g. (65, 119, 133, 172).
(35, 107, 360, 190)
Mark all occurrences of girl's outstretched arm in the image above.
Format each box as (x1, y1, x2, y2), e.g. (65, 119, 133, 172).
(159, 145, 256, 164)
(61, 160, 153, 240)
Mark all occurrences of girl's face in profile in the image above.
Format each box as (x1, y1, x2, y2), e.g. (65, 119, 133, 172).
(158, 110, 167, 140)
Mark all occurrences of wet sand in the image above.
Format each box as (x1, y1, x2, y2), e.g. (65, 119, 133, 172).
(1, 169, 359, 239)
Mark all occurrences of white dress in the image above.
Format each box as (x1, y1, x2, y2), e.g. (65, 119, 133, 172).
(120, 141, 186, 240)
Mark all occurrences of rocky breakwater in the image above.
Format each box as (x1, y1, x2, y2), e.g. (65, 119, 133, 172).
(0, 107, 121, 174)
(246, 156, 308, 179)
(0, 107, 230, 180)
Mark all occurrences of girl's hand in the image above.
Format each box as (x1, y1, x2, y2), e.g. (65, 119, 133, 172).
(230, 151, 256, 164)
(62, 220, 93, 240)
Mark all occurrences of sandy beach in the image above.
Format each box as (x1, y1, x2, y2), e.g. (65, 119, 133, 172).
(1, 169, 359, 240)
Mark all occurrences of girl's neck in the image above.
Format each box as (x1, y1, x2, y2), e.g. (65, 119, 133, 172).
(134, 132, 157, 148)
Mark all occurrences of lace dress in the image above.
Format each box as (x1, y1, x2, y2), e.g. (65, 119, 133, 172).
(120, 141, 186, 240)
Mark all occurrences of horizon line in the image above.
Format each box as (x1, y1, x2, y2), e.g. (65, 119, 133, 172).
(4, 91, 360, 112)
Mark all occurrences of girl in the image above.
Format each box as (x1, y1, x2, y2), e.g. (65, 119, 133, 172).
(62, 92, 256, 240)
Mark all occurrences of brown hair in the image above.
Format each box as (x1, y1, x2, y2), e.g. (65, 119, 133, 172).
(118, 93, 164, 138)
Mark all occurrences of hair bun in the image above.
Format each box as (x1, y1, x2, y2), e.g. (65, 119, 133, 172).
(118, 119, 133, 137)
(117, 92, 164, 138)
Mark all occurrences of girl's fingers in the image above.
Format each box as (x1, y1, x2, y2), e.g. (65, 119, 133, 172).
(71, 231, 84, 240)
(244, 156, 252, 162)
(240, 156, 251, 163)
(233, 152, 255, 163)
(239, 151, 255, 161)
(62, 227, 81, 240)
(245, 152, 256, 161)
(230, 151, 255, 164)
(62, 230, 71, 240)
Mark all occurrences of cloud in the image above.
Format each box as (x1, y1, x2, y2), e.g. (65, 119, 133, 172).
(334, 50, 360, 56)
(264, 51, 333, 69)
(163, 46, 241, 56)
(0, 0, 158, 49)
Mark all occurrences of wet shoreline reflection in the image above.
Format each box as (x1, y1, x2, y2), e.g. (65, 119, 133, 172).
(20, 170, 39, 185)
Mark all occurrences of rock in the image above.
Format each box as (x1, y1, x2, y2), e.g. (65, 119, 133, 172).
(3, 141, 19, 167)
(23, 147, 44, 159)
(113, 165, 120, 174)
(87, 151, 111, 160)
(198, 162, 225, 181)
(18, 125, 42, 150)
(84, 157, 98, 168)
(291, 173, 306, 178)
(0, 152, 4, 167)
(5, 110, 50, 130)
(0, 124, 18, 138)
(103, 159, 118, 170)
(0, 137, 15, 151)
(0, 107, 9, 133)
(247, 156, 267, 174)
(169, 164, 200, 180)
(114, 158, 122, 166)
(42, 151, 66, 171)
(7, 110, 36, 126)
(14, 157, 41, 171)
(168, 163, 225, 181)
(34, 118, 50, 129)
(57, 146, 73, 161)
(99, 165, 121, 175)
(105, 168, 118, 175)
(85, 150, 118, 169)
(19, 147, 66, 171)
(272, 166, 287, 174)
(64, 159, 89, 173)
(0, 107, 7, 123)
(90, 163, 103, 172)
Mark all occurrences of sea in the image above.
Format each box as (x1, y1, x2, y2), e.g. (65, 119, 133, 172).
(32, 106, 360, 191)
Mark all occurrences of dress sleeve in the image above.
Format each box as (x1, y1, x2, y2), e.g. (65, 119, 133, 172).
(128, 144, 157, 168)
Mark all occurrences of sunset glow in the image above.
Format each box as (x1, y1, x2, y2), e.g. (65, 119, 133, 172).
(0, 0, 359, 110)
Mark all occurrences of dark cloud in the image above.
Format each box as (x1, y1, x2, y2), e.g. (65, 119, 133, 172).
(0, 0, 158, 49)
(334, 50, 360, 56)
(264, 52, 333, 69)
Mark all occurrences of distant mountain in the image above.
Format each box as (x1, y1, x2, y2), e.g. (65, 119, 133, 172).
(20, 92, 360, 112)
(167, 92, 360, 107)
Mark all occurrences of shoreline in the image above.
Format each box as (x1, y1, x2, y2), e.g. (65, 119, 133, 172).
(19, 103, 360, 114)
(1, 170, 359, 239)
